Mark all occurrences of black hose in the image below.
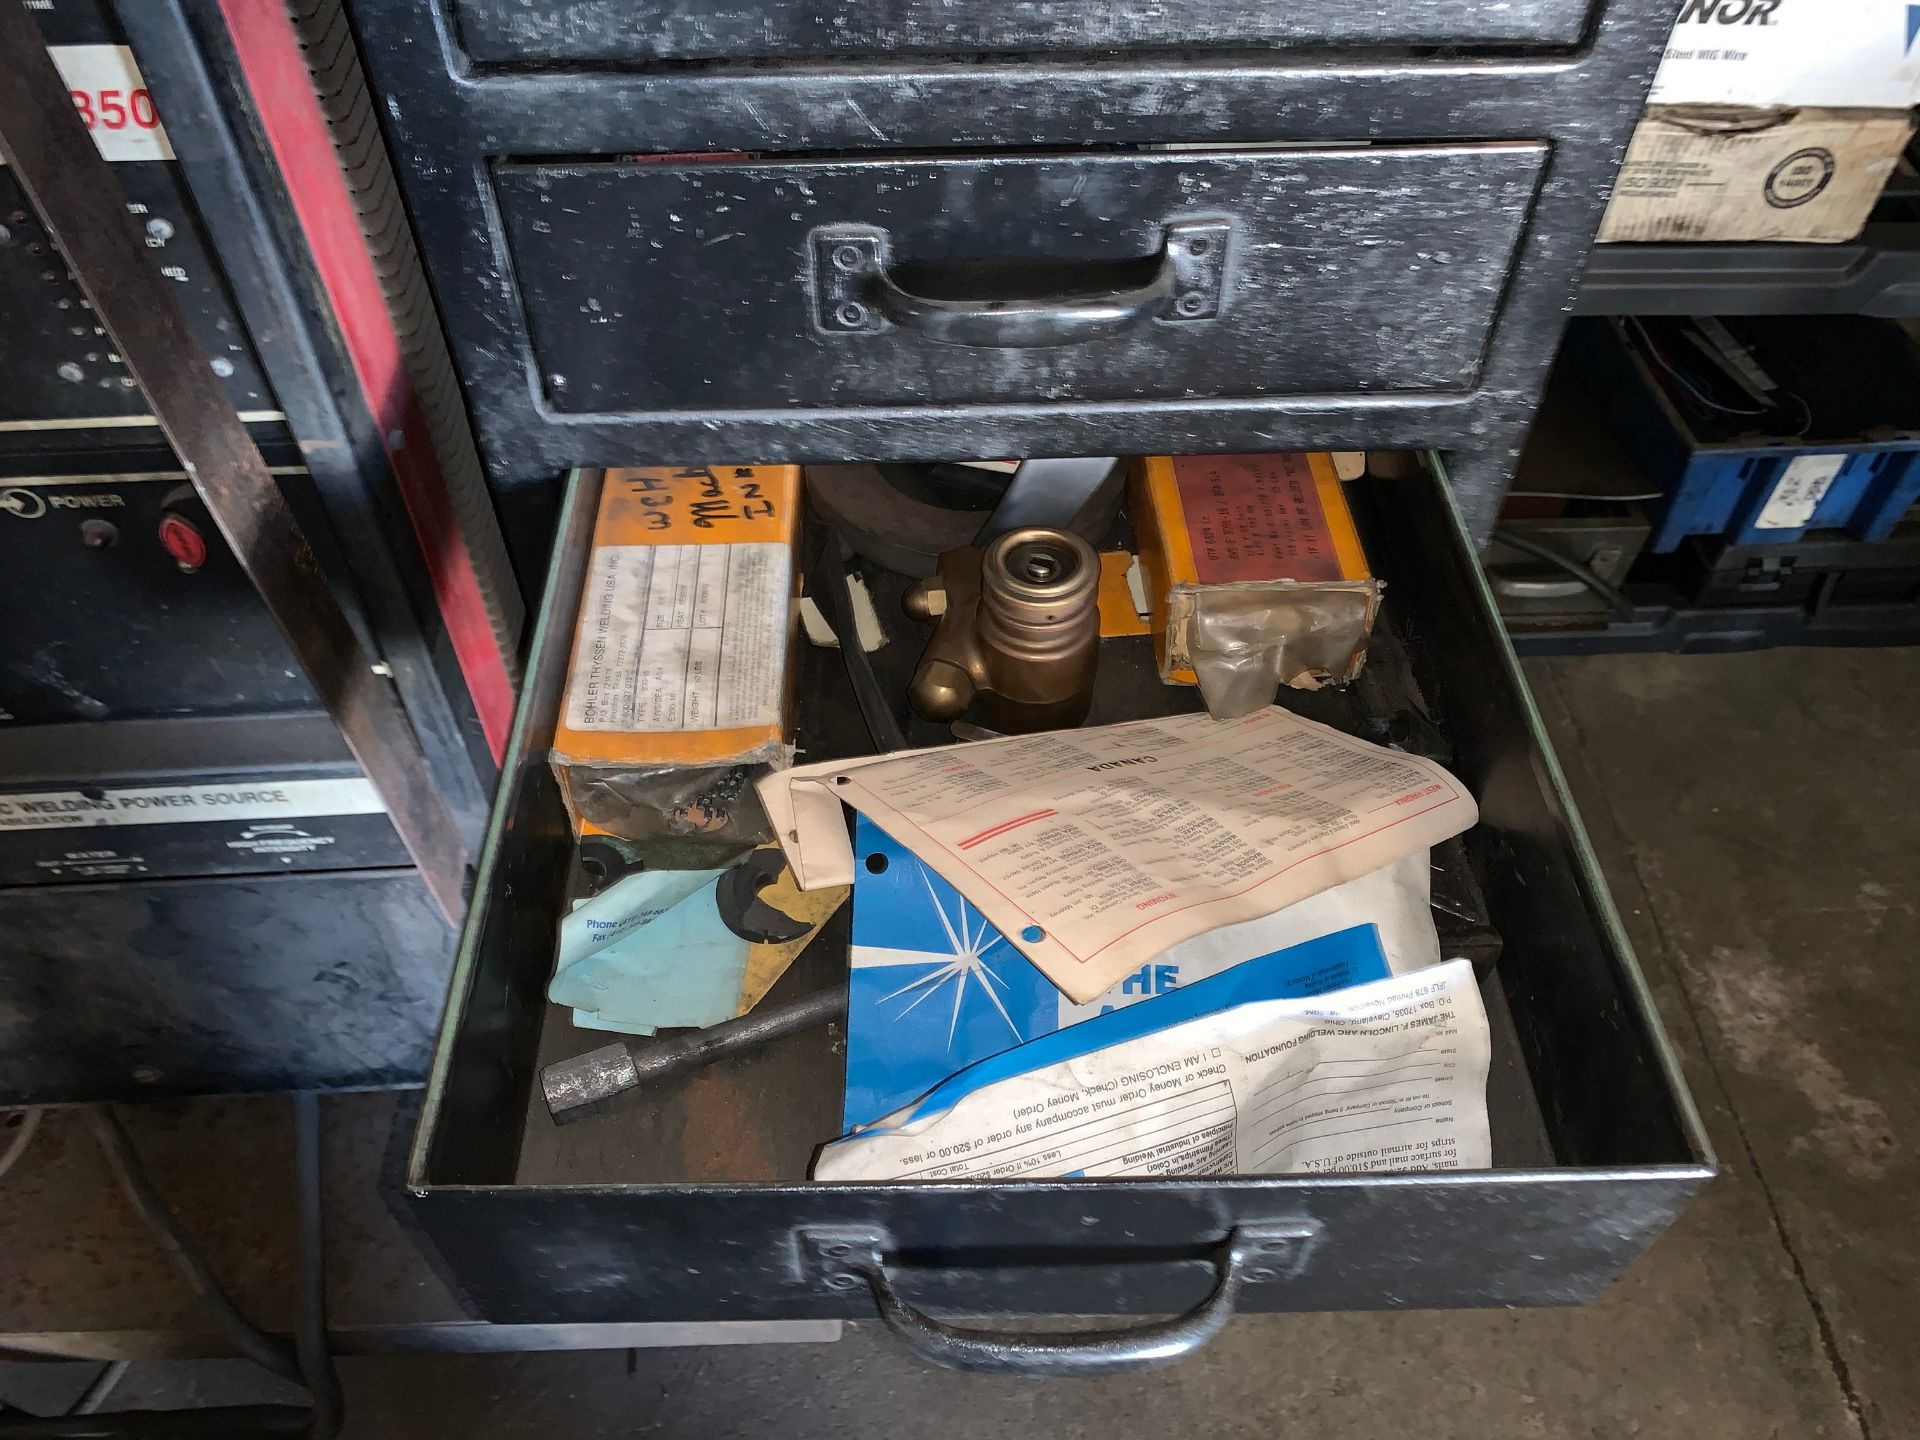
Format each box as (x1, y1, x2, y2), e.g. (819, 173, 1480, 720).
(817, 534, 910, 754)
(83, 1109, 301, 1386)
(291, 1095, 341, 1440)
(1490, 528, 1639, 622)
(0, 1101, 341, 1438)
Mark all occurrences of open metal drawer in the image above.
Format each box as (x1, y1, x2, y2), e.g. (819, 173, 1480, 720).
(406, 462, 1711, 1365)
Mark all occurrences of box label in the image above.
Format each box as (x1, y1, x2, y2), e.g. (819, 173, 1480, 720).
(1756, 454, 1845, 529)
(565, 541, 790, 733)
(1171, 453, 1341, 584)
(1599, 108, 1911, 243)
(1651, 0, 1920, 110)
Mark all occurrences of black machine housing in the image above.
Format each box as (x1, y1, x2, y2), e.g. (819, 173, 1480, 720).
(0, 0, 514, 1102)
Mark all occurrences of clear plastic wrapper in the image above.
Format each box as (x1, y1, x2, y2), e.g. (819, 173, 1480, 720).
(565, 758, 785, 845)
(1184, 583, 1379, 719)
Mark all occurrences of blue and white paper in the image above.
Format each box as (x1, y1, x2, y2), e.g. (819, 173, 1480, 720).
(818, 946, 1493, 1183)
(843, 816, 1437, 1129)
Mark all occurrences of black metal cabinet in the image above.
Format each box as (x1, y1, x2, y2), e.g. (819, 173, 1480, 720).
(403, 467, 1712, 1350)
(345, 0, 1680, 554)
(355, 1, 1711, 1356)
(449, 0, 1599, 63)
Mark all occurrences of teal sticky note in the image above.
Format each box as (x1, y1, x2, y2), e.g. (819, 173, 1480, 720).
(550, 869, 751, 1034)
(556, 867, 722, 974)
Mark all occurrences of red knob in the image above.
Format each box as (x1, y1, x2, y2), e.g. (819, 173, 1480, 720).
(159, 512, 208, 572)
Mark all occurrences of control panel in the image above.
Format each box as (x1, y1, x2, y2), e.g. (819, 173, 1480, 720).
(0, 470, 331, 724)
(3, 0, 279, 437)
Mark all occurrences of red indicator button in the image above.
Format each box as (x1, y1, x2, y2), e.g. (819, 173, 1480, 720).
(159, 512, 208, 572)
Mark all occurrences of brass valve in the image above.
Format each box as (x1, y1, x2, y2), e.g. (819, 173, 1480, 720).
(903, 527, 1101, 734)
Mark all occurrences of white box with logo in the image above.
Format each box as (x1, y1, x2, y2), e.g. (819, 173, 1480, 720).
(1599, 0, 1920, 243)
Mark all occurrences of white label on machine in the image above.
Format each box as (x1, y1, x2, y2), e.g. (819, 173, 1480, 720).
(48, 46, 175, 162)
(1756, 454, 1845, 530)
(0, 778, 384, 832)
(565, 542, 790, 733)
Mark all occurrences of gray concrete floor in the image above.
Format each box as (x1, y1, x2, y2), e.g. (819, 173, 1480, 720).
(4, 646, 1916, 1437)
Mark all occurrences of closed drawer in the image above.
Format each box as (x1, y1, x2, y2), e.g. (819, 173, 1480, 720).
(406, 461, 1710, 1350)
(499, 146, 1546, 416)
(451, 0, 1596, 64)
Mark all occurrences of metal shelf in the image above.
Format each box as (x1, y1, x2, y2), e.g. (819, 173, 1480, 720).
(1577, 224, 1920, 317)
(1507, 593, 1920, 655)
(1576, 166, 1920, 317)
(1503, 524, 1920, 657)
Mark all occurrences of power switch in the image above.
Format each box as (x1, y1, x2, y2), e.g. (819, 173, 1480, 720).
(158, 484, 210, 573)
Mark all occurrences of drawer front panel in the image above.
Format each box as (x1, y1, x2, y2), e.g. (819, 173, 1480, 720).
(498, 146, 1547, 415)
(452, 0, 1597, 64)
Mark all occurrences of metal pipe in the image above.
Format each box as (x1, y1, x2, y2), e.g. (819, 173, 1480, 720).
(541, 986, 848, 1122)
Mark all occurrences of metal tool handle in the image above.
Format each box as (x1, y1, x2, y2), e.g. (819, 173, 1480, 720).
(628, 984, 846, 1088)
(827, 1225, 1295, 1377)
(542, 986, 848, 1120)
(813, 220, 1227, 350)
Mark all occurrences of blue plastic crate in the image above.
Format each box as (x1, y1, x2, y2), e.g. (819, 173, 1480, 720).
(1569, 317, 1920, 554)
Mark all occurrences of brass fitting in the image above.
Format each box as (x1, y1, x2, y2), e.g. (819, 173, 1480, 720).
(904, 527, 1101, 733)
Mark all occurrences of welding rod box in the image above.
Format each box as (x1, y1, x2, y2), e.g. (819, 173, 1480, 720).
(1598, 0, 1920, 243)
(1130, 452, 1379, 710)
(550, 466, 801, 844)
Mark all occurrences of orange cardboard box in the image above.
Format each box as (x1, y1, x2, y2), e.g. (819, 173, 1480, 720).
(1131, 452, 1378, 695)
(552, 465, 802, 838)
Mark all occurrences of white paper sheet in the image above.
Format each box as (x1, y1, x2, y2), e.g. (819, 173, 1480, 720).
(760, 708, 1477, 1003)
(816, 953, 1491, 1182)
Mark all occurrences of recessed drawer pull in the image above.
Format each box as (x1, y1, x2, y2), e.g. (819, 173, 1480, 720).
(810, 219, 1230, 350)
(798, 1221, 1315, 1376)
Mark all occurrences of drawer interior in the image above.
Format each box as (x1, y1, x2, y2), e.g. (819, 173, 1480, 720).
(495, 145, 1546, 415)
(450, 0, 1597, 65)
(415, 461, 1704, 1194)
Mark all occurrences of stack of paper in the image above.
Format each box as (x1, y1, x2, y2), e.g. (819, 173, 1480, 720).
(758, 707, 1492, 1181)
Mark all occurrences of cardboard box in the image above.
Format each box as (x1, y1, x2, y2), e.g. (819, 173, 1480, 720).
(552, 465, 801, 839)
(1602, 1, 1920, 243)
(1598, 105, 1914, 244)
(1130, 452, 1379, 708)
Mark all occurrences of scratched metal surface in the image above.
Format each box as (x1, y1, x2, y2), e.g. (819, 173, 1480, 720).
(0, 870, 452, 1103)
(497, 146, 1545, 413)
(452, 0, 1597, 64)
(343, 0, 1681, 554)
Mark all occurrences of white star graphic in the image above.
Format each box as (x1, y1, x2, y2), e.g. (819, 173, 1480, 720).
(874, 868, 1025, 1049)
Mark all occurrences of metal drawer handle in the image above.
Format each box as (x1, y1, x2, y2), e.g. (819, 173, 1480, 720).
(798, 1221, 1314, 1377)
(810, 219, 1230, 350)
(1491, 575, 1589, 600)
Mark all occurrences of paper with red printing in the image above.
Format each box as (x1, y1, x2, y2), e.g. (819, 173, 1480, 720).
(758, 708, 1477, 1004)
